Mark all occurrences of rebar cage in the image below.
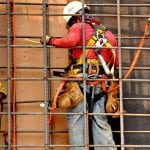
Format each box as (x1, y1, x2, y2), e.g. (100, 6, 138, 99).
(0, 0, 150, 150)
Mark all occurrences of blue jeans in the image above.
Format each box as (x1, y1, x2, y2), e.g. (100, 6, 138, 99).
(67, 84, 116, 150)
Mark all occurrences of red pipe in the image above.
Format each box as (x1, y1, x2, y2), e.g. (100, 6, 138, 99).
(11, 0, 17, 149)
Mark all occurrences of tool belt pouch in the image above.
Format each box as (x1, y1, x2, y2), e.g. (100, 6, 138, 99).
(105, 82, 120, 114)
(57, 82, 83, 108)
(106, 92, 119, 113)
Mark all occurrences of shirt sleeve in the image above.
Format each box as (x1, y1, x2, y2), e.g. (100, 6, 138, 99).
(49, 23, 82, 48)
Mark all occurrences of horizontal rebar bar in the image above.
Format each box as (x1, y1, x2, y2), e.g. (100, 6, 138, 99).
(0, 77, 149, 82)
(0, 45, 150, 50)
(0, 13, 150, 18)
(0, 1, 150, 7)
(1, 130, 150, 134)
(0, 45, 149, 51)
(0, 97, 149, 107)
(0, 112, 150, 117)
(88, 4, 150, 7)
(0, 145, 45, 148)
(0, 35, 148, 39)
(0, 144, 150, 148)
(0, 66, 149, 70)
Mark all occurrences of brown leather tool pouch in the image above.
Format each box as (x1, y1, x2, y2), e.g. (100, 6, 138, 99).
(106, 82, 120, 118)
(57, 82, 83, 108)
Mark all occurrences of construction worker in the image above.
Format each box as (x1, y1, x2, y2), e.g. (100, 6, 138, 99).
(41, 1, 118, 150)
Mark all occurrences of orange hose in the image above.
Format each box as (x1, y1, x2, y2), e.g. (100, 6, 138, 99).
(124, 23, 149, 79)
(107, 22, 150, 93)
(11, 0, 16, 149)
(48, 80, 66, 124)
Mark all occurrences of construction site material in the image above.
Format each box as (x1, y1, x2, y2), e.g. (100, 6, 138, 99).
(0, 0, 149, 150)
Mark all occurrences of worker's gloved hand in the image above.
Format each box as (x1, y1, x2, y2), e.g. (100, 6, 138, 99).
(40, 35, 51, 45)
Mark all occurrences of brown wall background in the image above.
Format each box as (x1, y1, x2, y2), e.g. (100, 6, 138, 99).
(0, 0, 69, 149)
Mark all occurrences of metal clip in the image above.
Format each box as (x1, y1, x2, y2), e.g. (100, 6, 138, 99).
(95, 33, 107, 47)
(88, 62, 99, 76)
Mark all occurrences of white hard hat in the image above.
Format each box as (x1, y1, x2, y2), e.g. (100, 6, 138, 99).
(63, 1, 90, 24)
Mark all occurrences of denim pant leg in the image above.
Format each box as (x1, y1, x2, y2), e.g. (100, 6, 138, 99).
(67, 101, 85, 150)
(92, 95, 117, 150)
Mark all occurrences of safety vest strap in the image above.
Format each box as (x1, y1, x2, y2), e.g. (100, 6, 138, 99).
(77, 22, 116, 77)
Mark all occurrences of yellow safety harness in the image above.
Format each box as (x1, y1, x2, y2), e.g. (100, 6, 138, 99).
(70, 22, 116, 77)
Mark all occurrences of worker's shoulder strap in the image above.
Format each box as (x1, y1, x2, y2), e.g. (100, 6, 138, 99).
(86, 21, 108, 36)
(85, 22, 116, 76)
(75, 21, 116, 76)
(85, 22, 109, 47)
(76, 22, 114, 64)
(90, 22, 108, 32)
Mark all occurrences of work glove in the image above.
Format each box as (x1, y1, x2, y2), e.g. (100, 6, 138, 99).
(40, 35, 51, 45)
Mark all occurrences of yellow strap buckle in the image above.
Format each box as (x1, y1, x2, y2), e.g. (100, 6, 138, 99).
(87, 59, 99, 65)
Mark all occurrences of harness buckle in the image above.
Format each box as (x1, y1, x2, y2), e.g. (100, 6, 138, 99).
(88, 60, 99, 77)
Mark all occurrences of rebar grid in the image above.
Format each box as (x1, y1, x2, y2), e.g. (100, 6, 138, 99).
(1, 1, 150, 7)
(0, 0, 149, 150)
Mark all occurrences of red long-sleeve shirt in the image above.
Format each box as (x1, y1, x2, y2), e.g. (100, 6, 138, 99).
(49, 22, 118, 67)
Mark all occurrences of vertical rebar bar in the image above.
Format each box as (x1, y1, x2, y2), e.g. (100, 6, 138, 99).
(46, 2, 52, 149)
(81, 0, 88, 149)
(7, 1, 11, 150)
(117, 0, 125, 150)
(42, 0, 49, 149)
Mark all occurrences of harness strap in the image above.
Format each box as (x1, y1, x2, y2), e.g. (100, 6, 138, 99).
(87, 75, 108, 91)
(76, 23, 107, 64)
(75, 22, 116, 77)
